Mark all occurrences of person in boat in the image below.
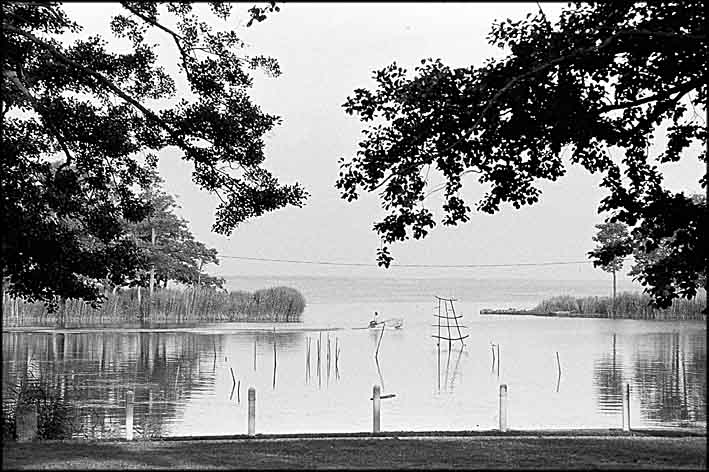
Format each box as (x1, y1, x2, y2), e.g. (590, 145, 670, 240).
(369, 311, 379, 328)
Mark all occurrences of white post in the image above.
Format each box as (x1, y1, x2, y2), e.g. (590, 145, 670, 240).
(499, 384, 508, 432)
(248, 387, 256, 436)
(373, 384, 381, 433)
(125, 390, 134, 441)
(623, 383, 631, 431)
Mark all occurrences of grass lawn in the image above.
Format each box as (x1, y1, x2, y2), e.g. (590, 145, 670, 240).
(3, 435, 707, 469)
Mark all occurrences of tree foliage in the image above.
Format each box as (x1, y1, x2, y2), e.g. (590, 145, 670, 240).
(588, 222, 632, 274)
(2, 2, 305, 304)
(125, 172, 224, 289)
(336, 1, 706, 307)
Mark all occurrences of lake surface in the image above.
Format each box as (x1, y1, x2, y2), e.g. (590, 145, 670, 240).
(2, 277, 706, 438)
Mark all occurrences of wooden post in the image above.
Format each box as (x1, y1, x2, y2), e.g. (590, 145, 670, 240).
(623, 383, 631, 431)
(15, 403, 38, 442)
(248, 387, 256, 436)
(372, 384, 381, 433)
(125, 390, 134, 441)
(499, 384, 508, 432)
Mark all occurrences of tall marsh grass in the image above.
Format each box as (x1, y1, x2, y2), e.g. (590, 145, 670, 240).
(2, 286, 306, 328)
(533, 290, 706, 320)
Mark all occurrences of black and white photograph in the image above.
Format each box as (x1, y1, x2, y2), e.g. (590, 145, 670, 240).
(1, 1, 706, 469)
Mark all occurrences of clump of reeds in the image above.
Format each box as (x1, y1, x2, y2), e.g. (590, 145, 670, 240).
(533, 290, 706, 320)
(2, 285, 307, 328)
(2, 375, 77, 441)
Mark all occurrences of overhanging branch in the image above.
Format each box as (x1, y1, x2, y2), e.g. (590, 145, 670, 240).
(3, 69, 74, 168)
(3, 23, 247, 192)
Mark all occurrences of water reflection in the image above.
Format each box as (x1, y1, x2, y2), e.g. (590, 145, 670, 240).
(632, 332, 706, 427)
(3, 331, 216, 439)
(592, 331, 706, 428)
(593, 334, 625, 415)
(2, 321, 706, 438)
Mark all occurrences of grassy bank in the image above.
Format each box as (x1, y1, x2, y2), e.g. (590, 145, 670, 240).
(2, 286, 306, 328)
(531, 291, 706, 320)
(3, 434, 706, 469)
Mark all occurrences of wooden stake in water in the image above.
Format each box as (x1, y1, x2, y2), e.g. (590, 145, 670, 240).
(623, 383, 631, 431)
(317, 332, 322, 388)
(499, 384, 508, 432)
(375, 322, 386, 359)
(248, 387, 256, 436)
(335, 338, 339, 377)
(125, 390, 134, 441)
(372, 384, 381, 433)
(327, 336, 331, 382)
(305, 336, 310, 382)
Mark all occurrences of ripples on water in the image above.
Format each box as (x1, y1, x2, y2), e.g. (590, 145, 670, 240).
(2, 301, 706, 438)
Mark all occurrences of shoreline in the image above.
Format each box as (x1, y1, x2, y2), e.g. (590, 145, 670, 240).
(0, 324, 341, 334)
(479, 309, 707, 321)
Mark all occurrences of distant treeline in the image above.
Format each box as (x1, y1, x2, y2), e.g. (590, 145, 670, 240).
(533, 291, 706, 320)
(2, 286, 306, 328)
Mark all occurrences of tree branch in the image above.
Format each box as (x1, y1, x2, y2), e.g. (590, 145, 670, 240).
(423, 169, 481, 200)
(625, 85, 696, 137)
(3, 69, 74, 168)
(3, 23, 257, 201)
(599, 78, 704, 113)
(120, 3, 196, 84)
(439, 28, 704, 157)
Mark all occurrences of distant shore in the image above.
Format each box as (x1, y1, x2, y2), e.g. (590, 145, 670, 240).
(483, 291, 707, 321)
(479, 308, 706, 321)
(480, 308, 607, 318)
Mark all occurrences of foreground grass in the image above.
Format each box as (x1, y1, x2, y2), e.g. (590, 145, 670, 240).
(3, 434, 706, 469)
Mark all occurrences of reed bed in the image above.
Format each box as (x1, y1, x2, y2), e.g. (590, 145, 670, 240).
(2, 286, 306, 328)
(533, 290, 706, 320)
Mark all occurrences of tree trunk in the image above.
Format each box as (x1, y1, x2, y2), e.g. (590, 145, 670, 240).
(611, 271, 615, 318)
(149, 227, 156, 297)
(705, 154, 708, 316)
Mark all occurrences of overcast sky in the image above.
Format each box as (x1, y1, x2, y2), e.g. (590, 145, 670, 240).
(64, 3, 704, 283)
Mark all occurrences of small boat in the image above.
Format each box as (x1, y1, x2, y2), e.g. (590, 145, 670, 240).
(368, 318, 404, 329)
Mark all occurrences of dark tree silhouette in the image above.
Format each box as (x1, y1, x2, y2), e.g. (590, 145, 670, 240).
(337, 1, 706, 308)
(2, 2, 306, 305)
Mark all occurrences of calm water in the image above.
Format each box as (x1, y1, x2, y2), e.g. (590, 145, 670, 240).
(2, 277, 706, 438)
